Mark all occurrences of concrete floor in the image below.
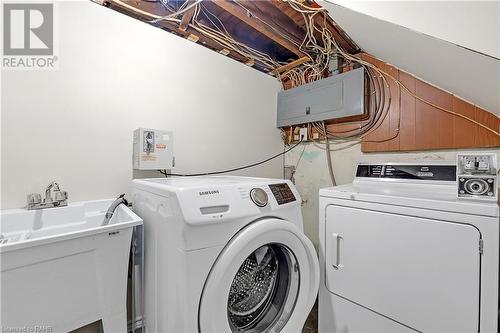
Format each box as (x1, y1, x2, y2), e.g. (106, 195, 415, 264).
(302, 300, 318, 333)
(70, 321, 102, 333)
(71, 300, 319, 333)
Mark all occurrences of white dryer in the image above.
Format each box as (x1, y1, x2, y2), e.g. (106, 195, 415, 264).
(319, 163, 499, 333)
(131, 176, 319, 333)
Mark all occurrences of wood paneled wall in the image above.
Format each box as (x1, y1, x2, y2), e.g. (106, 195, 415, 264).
(341, 54, 500, 152)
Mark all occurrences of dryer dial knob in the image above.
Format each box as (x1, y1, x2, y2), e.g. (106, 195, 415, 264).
(250, 188, 268, 207)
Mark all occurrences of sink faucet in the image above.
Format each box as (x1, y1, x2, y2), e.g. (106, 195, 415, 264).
(102, 194, 128, 226)
(27, 181, 68, 210)
(45, 181, 60, 204)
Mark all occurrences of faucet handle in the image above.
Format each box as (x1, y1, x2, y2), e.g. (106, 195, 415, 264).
(27, 193, 41, 205)
(54, 190, 67, 202)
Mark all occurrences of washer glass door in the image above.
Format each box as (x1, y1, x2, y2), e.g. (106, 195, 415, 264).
(198, 218, 318, 333)
(227, 244, 299, 333)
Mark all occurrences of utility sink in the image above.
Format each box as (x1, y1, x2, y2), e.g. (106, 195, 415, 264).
(0, 199, 142, 332)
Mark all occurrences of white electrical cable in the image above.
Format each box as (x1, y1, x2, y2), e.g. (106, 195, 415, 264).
(149, 0, 202, 23)
(191, 3, 284, 70)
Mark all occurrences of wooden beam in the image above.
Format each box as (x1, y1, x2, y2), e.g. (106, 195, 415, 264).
(270, 56, 310, 75)
(106, 1, 246, 62)
(210, 0, 306, 57)
(178, 1, 196, 32)
(187, 34, 199, 42)
(105, 0, 272, 72)
(269, 0, 306, 28)
(236, 0, 305, 45)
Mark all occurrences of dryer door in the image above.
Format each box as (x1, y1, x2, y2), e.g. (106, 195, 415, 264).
(324, 204, 481, 333)
(199, 218, 319, 333)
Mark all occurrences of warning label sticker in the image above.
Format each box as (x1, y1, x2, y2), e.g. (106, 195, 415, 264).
(141, 154, 157, 161)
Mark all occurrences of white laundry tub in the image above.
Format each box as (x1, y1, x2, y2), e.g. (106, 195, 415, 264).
(0, 199, 142, 333)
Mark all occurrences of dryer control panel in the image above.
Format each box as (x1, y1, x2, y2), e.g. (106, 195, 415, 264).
(356, 164, 456, 181)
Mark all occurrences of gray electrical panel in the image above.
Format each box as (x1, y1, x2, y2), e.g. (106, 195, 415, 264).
(277, 67, 365, 127)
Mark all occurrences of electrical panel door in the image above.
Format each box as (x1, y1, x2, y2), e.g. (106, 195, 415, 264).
(277, 67, 365, 127)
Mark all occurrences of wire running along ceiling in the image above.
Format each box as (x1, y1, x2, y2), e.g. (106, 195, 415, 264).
(99, 0, 359, 85)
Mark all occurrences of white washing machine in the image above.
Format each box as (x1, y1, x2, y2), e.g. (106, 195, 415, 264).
(319, 163, 499, 333)
(131, 176, 319, 333)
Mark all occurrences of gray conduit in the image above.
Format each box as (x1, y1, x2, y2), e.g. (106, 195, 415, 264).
(322, 122, 337, 187)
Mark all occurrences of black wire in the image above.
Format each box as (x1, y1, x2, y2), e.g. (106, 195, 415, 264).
(159, 137, 303, 177)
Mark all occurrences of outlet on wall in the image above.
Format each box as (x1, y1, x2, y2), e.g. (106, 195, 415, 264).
(299, 127, 308, 141)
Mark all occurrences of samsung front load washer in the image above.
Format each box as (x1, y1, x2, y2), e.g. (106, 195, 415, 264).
(131, 176, 319, 333)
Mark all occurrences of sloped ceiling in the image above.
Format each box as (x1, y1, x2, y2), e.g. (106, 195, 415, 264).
(323, 1, 500, 116)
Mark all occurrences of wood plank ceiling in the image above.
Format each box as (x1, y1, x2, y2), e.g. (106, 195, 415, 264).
(97, 0, 360, 82)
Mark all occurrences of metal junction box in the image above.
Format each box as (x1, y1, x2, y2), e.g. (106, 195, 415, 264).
(277, 67, 365, 127)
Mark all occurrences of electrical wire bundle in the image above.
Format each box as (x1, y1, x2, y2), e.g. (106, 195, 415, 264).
(189, 1, 285, 70)
(112, 0, 287, 71)
(280, 0, 341, 87)
(280, 0, 499, 140)
(276, 1, 398, 142)
(151, 0, 286, 71)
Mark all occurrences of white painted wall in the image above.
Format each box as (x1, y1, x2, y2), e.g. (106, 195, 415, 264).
(326, 0, 500, 59)
(323, 1, 500, 115)
(0, 1, 283, 209)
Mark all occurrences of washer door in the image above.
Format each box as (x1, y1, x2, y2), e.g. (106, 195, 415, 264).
(199, 218, 319, 333)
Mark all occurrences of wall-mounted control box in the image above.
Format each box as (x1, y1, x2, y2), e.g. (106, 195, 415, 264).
(133, 128, 174, 170)
(277, 67, 365, 127)
(457, 153, 497, 201)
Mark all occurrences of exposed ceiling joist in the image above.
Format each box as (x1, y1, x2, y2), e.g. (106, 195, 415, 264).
(106, 0, 256, 67)
(233, 0, 305, 45)
(271, 56, 310, 75)
(209, 0, 306, 57)
(100, 0, 362, 77)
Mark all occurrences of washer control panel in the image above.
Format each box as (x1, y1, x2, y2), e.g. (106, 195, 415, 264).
(269, 183, 296, 205)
